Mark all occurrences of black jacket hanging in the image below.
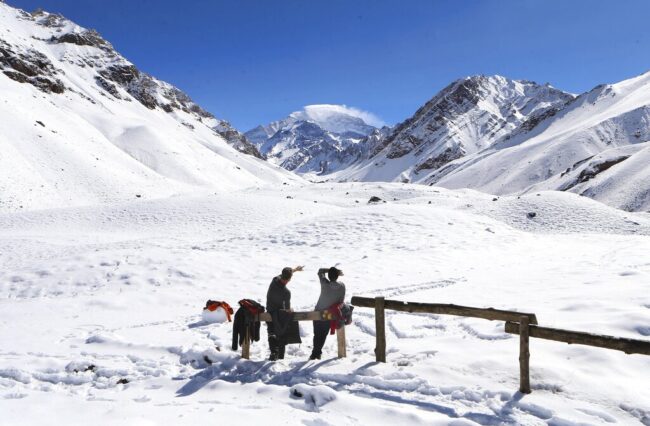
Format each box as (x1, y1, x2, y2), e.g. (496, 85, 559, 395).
(270, 309, 302, 345)
(231, 299, 265, 350)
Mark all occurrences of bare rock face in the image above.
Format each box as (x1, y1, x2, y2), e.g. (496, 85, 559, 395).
(0, 42, 64, 93)
(94, 75, 121, 98)
(577, 157, 630, 183)
(97, 65, 157, 109)
(53, 29, 113, 51)
(31, 8, 67, 28)
(413, 146, 464, 173)
(213, 121, 263, 159)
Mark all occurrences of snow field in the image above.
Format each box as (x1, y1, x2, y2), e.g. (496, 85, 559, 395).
(0, 183, 649, 425)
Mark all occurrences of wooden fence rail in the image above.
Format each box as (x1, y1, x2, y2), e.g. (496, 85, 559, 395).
(350, 296, 538, 324)
(350, 296, 650, 394)
(504, 322, 650, 355)
(239, 310, 346, 360)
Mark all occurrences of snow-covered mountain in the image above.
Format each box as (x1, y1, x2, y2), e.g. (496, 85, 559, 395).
(0, 2, 285, 212)
(317, 73, 650, 212)
(335, 75, 574, 183)
(245, 104, 379, 174)
(427, 71, 650, 211)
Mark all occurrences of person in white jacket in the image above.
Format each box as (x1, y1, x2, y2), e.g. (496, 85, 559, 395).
(309, 266, 345, 360)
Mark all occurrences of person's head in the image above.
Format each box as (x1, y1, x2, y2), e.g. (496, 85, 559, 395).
(281, 267, 293, 283)
(328, 266, 341, 282)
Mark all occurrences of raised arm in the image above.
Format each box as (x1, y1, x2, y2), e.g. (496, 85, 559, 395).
(317, 268, 328, 279)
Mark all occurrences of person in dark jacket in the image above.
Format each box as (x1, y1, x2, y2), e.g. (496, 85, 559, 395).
(310, 266, 346, 360)
(266, 265, 303, 361)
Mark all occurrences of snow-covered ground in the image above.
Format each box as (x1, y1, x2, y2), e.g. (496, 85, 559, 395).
(1, 183, 649, 425)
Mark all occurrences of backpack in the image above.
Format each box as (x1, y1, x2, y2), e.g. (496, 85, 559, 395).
(326, 302, 354, 334)
(203, 300, 234, 322)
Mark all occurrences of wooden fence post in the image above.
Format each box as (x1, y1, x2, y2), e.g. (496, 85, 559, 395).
(519, 316, 531, 393)
(375, 297, 386, 362)
(242, 327, 251, 360)
(337, 326, 347, 358)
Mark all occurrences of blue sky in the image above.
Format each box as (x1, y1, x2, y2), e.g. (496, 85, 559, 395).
(8, 0, 650, 130)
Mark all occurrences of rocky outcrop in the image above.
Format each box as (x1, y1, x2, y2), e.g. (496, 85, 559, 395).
(53, 29, 113, 51)
(0, 41, 64, 93)
(413, 146, 464, 174)
(213, 122, 263, 159)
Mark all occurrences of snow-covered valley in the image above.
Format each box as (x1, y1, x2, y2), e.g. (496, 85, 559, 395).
(1, 1, 650, 424)
(1, 184, 649, 425)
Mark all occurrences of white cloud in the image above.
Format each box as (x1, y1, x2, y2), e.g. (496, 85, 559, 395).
(300, 104, 386, 128)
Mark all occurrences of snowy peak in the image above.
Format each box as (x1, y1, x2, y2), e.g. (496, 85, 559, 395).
(288, 104, 379, 135)
(379, 75, 574, 160)
(425, 70, 650, 211)
(245, 104, 380, 174)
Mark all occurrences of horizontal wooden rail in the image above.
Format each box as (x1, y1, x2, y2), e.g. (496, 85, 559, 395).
(257, 310, 329, 322)
(505, 322, 650, 355)
(239, 310, 346, 360)
(351, 296, 538, 325)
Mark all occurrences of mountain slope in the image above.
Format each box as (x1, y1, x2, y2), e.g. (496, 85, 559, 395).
(0, 2, 290, 212)
(334, 76, 573, 183)
(429, 71, 650, 211)
(245, 105, 378, 174)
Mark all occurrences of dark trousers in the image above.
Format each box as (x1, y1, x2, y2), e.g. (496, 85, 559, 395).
(267, 322, 285, 359)
(311, 320, 330, 358)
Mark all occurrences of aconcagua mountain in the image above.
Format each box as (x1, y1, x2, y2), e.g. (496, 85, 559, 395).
(245, 104, 380, 174)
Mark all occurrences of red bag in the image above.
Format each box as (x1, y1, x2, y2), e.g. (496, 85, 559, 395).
(204, 300, 234, 322)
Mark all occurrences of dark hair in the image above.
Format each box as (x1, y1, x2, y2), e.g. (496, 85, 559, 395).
(281, 267, 293, 281)
(327, 267, 340, 282)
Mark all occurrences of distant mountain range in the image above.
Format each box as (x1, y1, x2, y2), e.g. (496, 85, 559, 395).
(2, 1, 649, 212)
(248, 74, 650, 212)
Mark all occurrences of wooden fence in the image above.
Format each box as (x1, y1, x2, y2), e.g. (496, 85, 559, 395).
(350, 296, 650, 394)
(239, 310, 346, 360)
